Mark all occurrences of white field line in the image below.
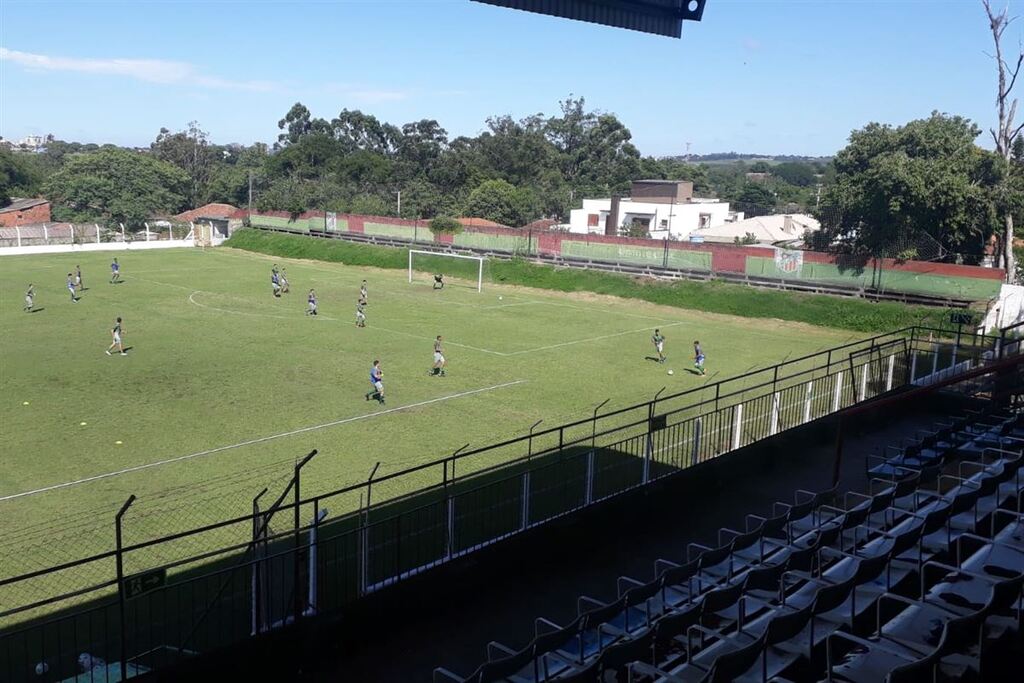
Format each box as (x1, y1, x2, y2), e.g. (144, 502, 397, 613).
(502, 321, 686, 356)
(0, 380, 528, 503)
(187, 290, 339, 321)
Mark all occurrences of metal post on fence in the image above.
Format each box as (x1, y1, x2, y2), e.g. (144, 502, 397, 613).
(769, 392, 781, 435)
(15, 225, 21, 248)
(251, 488, 268, 635)
(586, 399, 609, 505)
(292, 449, 318, 624)
(447, 445, 469, 559)
(803, 382, 813, 424)
(309, 502, 328, 616)
(527, 419, 543, 460)
(860, 363, 869, 399)
(144, 222, 151, 242)
(692, 417, 702, 466)
(95, 223, 101, 244)
(120, 223, 126, 242)
(931, 344, 939, 378)
(70, 224, 75, 244)
(833, 372, 843, 412)
(645, 388, 666, 484)
(732, 403, 743, 450)
(360, 462, 381, 595)
(43, 223, 48, 243)
(886, 355, 896, 391)
(115, 494, 137, 683)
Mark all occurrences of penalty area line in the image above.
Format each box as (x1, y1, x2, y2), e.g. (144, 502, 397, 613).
(0, 380, 528, 503)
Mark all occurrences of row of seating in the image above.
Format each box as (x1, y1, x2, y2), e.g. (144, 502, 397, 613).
(433, 405, 1024, 683)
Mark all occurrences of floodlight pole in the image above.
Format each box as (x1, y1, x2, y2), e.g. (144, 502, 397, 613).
(115, 494, 137, 683)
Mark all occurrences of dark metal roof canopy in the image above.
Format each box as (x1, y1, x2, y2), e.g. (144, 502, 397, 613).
(472, 0, 706, 38)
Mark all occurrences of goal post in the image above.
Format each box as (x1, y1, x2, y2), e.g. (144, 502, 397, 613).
(408, 249, 484, 293)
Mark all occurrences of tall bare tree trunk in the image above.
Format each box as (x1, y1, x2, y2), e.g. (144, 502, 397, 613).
(984, 0, 1023, 282)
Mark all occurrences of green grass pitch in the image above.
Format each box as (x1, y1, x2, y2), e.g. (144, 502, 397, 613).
(0, 247, 860, 584)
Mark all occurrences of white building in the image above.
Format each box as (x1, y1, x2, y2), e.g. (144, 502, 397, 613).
(568, 180, 737, 240)
(16, 134, 52, 151)
(690, 213, 820, 246)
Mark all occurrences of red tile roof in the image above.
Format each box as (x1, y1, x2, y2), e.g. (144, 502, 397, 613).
(457, 217, 510, 229)
(174, 203, 239, 222)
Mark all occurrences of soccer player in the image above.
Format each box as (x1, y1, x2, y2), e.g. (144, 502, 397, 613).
(359, 280, 368, 305)
(75, 265, 83, 291)
(355, 301, 366, 327)
(66, 273, 78, 303)
(431, 335, 447, 376)
(693, 340, 706, 376)
(280, 269, 290, 294)
(652, 329, 666, 364)
(365, 360, 384, 404)
(106, 317, 126, 356)
(433, 273, 444, 290)
(271, 269, 281, 297)
(306, 289, 318, 316)
(109, 258, 120, 284)
(23, 284, 34, 312)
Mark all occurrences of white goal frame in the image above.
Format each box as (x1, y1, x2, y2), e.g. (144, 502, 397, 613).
(408, 249, 484, 293)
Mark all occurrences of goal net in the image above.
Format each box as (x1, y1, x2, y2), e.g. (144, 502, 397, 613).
(408, 249, 485, 292)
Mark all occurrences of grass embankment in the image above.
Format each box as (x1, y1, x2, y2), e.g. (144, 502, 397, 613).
(226, 229, 954, 333)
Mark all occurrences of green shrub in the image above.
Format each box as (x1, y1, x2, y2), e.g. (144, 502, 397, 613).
(429, 216, 463, 235)
(225, 229, 954, 333)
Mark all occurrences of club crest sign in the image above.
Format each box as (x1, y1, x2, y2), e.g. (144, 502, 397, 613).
(774, 248, 803, 275)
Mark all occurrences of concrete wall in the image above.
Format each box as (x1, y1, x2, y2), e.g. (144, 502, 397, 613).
(0, 238, 212, 256)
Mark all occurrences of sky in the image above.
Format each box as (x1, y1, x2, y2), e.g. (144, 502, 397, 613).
(0, 0, 1016, 157)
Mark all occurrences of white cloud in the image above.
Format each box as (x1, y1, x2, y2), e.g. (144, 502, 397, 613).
(0, 47, 277, 92)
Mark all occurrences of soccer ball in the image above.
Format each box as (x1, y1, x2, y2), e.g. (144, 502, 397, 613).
(498, 296, 503, 300)
(667, 370, 674, 375)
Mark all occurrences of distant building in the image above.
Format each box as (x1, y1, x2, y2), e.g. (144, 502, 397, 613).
(15, 134, 53, 152)
(0, 198, 51, 227)
(568, 180, 737, 239)
(744, 172, 771, 183)
(690, 213, 820, 246)
(174, 202, 240, 237)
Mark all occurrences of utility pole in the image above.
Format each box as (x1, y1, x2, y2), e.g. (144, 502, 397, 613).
(815, 183, 822, 210)
(397, 190, 402, 217)
(248, 171, 253, 221)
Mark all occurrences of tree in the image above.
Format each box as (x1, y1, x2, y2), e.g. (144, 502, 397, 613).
(150, 121, 216, 207)
(735, 183, 776, 217)
(276, 103, 329, 146)
(464, 179, 538, 226)
(984, 0, 1023, 281)
(44, 148, 189, 227)
(773, 162, 817, 187)
(815, 113, 1001, 258)
(0, 148, 40, 206)
(622, 220, 650, 239)
(429, 216, 463, 235)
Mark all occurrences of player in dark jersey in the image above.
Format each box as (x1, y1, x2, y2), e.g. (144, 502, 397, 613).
(431, 336, 447, 376)
(67, 273, 78, 302)
(306, 289, 318, 315)
(106, 317, 126, 355)
(693, 341, 706, 376)
(652, 329, 666, 364)
(365, 360, 384, 404)
(24, 284, 34, 312)
(359, 280, 368, 306)
(433, 273, 444, 290)
(75, 265, 83, 291)
(271, 270, 281, 297)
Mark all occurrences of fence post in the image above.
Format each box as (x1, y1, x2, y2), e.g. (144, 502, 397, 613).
(447, 445, 469, 560)
(95, 223, 101, 244)
(120, 223, 126, 242)
(360, 462, 381, 595)
(587, 399, 609, 505)
(292, 449, 318, 624)
(860, 363, 869, 400)
(931, 344, 939, 378)
(250, 488, 268, 635)
(769, 392, 780, 436)
(886, 355, 895, 391)
(692, 417, 702, 466)
(645, 388, 665, 484)
(115, 495, 137, 683)
(15, 226, 21, 248)
(832, 372, 843, 412)
(43, 223, 48, 243)
(731, 403, 743, 450)
(520, 470, 531, 531)
(145, 222, 151, 242)
(803, 381, 814, 423)
(70, 224, 75, 244)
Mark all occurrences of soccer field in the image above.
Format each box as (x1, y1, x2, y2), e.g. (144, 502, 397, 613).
(0, 247, 860, 582)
